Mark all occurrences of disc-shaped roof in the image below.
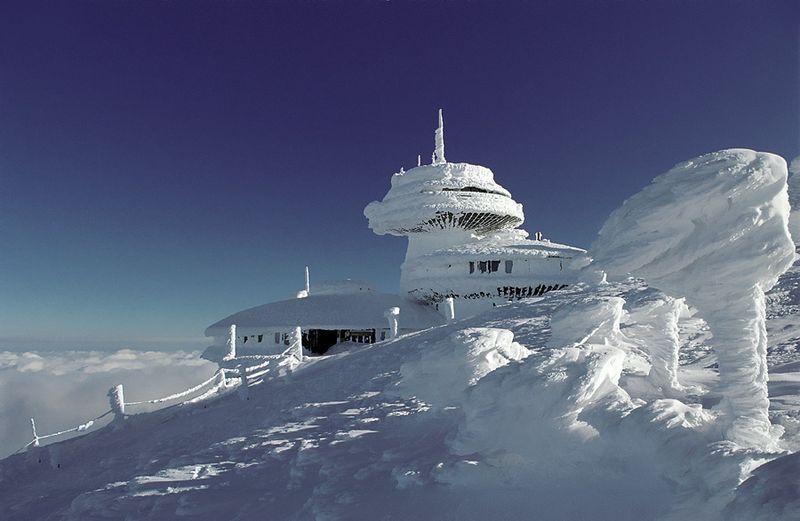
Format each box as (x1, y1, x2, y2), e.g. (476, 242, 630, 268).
(205, 292, 444, 336)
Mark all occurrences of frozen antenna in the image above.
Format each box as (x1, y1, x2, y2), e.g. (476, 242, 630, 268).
(432, 109, 445, 165)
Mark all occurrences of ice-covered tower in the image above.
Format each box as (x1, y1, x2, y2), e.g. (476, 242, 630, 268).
(365, 111, 585, 317)
(365, 110, 525, 263)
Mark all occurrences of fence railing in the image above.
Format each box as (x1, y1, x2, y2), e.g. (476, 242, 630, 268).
(14, 328, 306, 454)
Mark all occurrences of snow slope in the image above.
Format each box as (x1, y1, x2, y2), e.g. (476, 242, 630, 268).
(1, 280, 798, 520)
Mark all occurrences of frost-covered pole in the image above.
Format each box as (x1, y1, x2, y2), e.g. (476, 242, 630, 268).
(291, 326, 303, 362)
(417, 154, 421, 167)
(29, 418, 39, 448)
(384, 307, 400, 339)
(108, 384, 125, 422)
(297, 267, 310, 298)
(224, 324, 236, 361)
(445, 297, 455, 322)
(237, 364, 249, 401)
(432, 109, 445, 165)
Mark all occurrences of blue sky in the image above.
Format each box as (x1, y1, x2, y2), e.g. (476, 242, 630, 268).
(1, 1, 798, 348)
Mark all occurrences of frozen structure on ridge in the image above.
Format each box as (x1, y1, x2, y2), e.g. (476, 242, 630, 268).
(592, 149, 796, 449)
(365, 110, 588, 318)
(203, 279, 443, 357)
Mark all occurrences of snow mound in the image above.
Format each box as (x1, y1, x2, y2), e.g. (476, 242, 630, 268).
(547, 296, 627, 347)
(449, 297, 631, 463)
(397, 327, 528, 408)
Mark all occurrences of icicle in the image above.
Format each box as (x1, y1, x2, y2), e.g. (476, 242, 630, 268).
(224, 324, 236, 360)
(432, 109, 446, 165)
(417, 154, 421, 167)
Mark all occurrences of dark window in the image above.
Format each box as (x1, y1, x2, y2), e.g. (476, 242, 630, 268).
(469, 261, 475, 274)
(243, 336, 248, 344)
(490, 260, 500, 272)
(505, 260, 513, 273)
(478, 261, 488, 273)
(258, 334, 263, 343)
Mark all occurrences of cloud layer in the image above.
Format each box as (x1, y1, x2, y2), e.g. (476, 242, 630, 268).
(0, 349, 216, 458)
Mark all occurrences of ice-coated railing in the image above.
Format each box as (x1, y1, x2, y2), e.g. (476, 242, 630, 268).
(14, 325, 306, 454)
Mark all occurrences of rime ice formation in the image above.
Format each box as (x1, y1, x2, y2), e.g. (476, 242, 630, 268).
(592, 149, 796, 448)
(397, 328, 528, 408)
(445, 296, 633, 469)
(432, 108, 445, 165)
(364, 111, 587, 318)
(627, 296, 686, 395)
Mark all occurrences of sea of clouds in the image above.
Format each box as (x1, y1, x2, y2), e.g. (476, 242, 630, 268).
(0, 349, 216, 458)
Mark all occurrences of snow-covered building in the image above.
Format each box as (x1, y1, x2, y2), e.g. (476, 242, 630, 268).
(203, 280, 443, 358)
(364, 110, 587, 318)
(204, 110, 586, 356)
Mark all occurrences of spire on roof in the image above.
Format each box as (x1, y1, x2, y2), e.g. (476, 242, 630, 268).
(432, 109, 445, 165)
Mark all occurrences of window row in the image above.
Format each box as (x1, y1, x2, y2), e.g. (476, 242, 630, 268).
(469, 260, 513, 274)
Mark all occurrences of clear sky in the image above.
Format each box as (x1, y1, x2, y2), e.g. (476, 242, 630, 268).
(1, 1, 798, 349)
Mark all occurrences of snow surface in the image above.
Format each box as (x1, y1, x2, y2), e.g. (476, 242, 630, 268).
(3, 280, 799, 520)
